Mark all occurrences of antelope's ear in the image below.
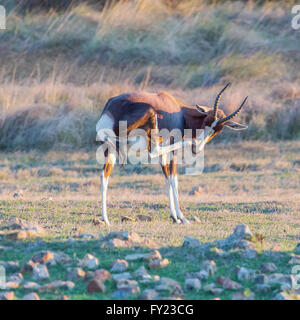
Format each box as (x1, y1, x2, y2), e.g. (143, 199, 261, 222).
(224, 120, 248, 130)
(195, 104, 210, 114)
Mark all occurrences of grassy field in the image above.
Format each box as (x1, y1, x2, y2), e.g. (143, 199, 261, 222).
(0, 141, 299, 299)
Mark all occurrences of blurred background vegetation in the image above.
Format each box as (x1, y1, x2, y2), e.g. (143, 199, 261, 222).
(0, 0, 299, 150)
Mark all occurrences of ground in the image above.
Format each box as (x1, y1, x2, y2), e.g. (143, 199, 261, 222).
(0, 141, 299, 300)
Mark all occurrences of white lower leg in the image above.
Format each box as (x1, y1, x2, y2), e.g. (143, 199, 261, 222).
(100, 170, 110, 225)
(166, 178, 179, 222)
(170, 175, 190, 224)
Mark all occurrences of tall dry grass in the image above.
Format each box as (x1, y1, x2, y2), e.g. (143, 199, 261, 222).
(0, 0, 299, 150)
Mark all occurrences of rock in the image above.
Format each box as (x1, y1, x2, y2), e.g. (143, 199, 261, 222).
(254, 284, 271, 293)
(81, 254, 99, 270)
(232, 291, 255, 300)
(0, 291, 14, 300)
(187, 270, 209, 280)
(203, 283, 223, 295)
(75, 233, 96, 239)
(101, 231, 157, 249)
(8, 273, 23, 284)
(54, 252, 72, 265)
(184, 278, 201, 292)
(139, 289, 160, 300)
(133, 266, 150, 279)
(210, 247, 229, 257)
(5, 218, 46, 239)
(112, 272, 132, 281)
(6, 230, 40, 240)
(23, 282, 41, 291)
(112, 287, 140, 299)
(260, 262, 277, 273)
(144, 250, 162, 262)
(59, 295, 70, 300)
(274, 292, 294, 300)
(0, 261, 19, 272)
(111, 259, 129, 273)
(188, 186, 203, 195)
(22, 292, 40, 300)
(37, 168, 52, 177)
(13, 190, 23, 198)
(125, 253, 146, 261)
(94, 269, 111, 283)
(217, 276, 242, 290)
(87, 279, 106, 293)
(148, 258, 170, 269)
(116, 279, 139, 290)
(155, 278, 183, 298)
(32, 264, 49, 281)
(267, 273, 294, 290)
(288, 254, 300, 265)
(182, 236, 203, 248)
(253, 274, 267, 284)
(32, 251, 55, 265)
(136, 215, 152, 222)
(218, 224, 254, 249)
(241, 249, 257, 259)
(202, 260, 216, 275)
(39, 281, 75, 292)
(237, 267, 255, 282)
(295, 243, 300, 253)
(66, 268, 86, 281)
(233, 225, 253, 239)
(5, 281, 20, 289)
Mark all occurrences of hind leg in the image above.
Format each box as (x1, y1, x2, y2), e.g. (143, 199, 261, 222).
(100, 152, 116, 225)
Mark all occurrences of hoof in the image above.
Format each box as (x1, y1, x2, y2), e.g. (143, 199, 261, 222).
(170, 217, 182, 224)
(180, 218, 190, 224)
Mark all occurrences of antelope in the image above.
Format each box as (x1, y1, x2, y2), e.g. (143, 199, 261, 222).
(96, 83, 248, 225)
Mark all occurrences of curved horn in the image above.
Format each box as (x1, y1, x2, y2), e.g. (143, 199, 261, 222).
(217, 96, 248, 125)
(213, 82, 231, 120)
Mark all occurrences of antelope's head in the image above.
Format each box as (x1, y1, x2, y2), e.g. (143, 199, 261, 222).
(195, 83, 248, 143)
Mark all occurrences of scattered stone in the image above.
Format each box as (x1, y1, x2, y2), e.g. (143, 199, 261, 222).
(253, 274, 267, 284)
(232, 291, 255, 300)
(237, 267, 255, 282)
(32, 264, 49, 281)
(203, 283, 223, 295)
(66, 268, 86, 281)
(288, 254, 300, 265)
(202, 260, 216, 276)
(8, 273, 23, 284)
(148, 258, 170, 269)
(217, 276, 242, 290)
(81, 254, 99, 270)
(133, 266, 150, 279)
(13, 190, 23, 198)
(111, 259, 129, 273)
(22, 292, 40, 300)
(0, 261, 19, 272)
(187, 270, 209, 280)
(22, 260, 38, 273)
(241, 249, 257, 259)
(87, 279, 106, 293)
(23, 282, 41, 291)
(0, 291, 14, 300)
(267, 273, 294, 290)
(5, 218, 46, 239)
(39, 281, 75, 292)
(136, 215, 152, 222)
(188, 186, 203, 195)
(32, 251, 55, 265)
(112, 272, 132, 281)
(184, 278, 201, 292)
(75, 233, 96, 239)
(59, 295, 70, 300)
(53, 252, 73, 265)
(182, 236, 204, 248)
(295, 243, 300, 253)
(210, 247, 229, 257)
(116, 279, 139, 290)
(94, 269, 111, 283)
(125, 253, 146, 261)
(101, 231, 158, 249)
(112, 287, 140, 299)
(139, 289, 160, 300)
(218, 224, 254, 249)
(155, 278, 183, 298)
(144, 250, 162, 262)
(260, 262, 277, 273)
(274, 291, 294, 300)
(5, 281, 19, 289)
(254, 284, 271, 293)
(121, 215, 136, 222)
